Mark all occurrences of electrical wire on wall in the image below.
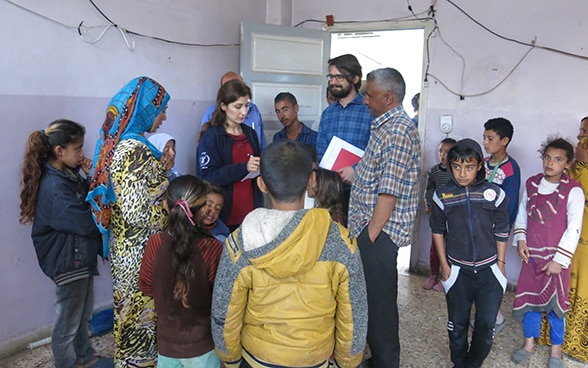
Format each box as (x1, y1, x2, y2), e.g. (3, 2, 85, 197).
(296, 0, 588, 99)
(408, 0, 535, 99)
(293, 7, 431, 28)
(428, 47, 535, 98)
(445, 0, 588, 60)
(2, 0, 239, 50)
(294, 4, 437, 97)
(5, 0, 588, 87)
(431, 0, 588, 99)
(82, 0, 238, 48)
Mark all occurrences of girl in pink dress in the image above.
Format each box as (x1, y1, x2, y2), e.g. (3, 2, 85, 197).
(511, 137, 584, 368)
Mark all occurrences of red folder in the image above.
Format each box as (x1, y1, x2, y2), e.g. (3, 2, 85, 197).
(319, 136, 364, 171)
(331, 148, 362, 171)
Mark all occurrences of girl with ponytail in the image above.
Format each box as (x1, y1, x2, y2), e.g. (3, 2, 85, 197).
(139, 175, 222, 367)
(19, 119, 109, 368)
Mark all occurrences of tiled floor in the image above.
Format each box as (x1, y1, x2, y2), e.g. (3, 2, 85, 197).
(1, 269, 586, 367)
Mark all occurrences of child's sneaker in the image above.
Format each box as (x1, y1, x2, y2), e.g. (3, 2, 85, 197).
(422, 276, 437, 290)
(432, 281, 444, 292)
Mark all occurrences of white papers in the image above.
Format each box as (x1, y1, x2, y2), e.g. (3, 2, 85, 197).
(319, 136, 364, 171)
(304, 191, 315, 209)
(241, 170, 260, 182)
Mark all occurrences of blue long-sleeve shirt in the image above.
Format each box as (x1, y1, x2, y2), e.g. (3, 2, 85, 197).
(316, 92, 372, 160)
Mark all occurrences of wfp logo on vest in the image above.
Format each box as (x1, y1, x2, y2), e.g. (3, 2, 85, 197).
(199, 152, 210, 169)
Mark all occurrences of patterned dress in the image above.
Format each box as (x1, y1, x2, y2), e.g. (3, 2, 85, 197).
(563, 162, 588, 362)
(110, 139, 168, 367)
(513, 174, 580, 320)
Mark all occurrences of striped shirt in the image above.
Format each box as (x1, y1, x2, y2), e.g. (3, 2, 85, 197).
(424, 164, 451, 209)
(348, 105, 421, 247)
(138, 232, 223, 297)
(316, 92, 372, 159)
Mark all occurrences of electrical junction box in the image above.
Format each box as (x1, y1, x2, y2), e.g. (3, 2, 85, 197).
(440, 114, 453, 133)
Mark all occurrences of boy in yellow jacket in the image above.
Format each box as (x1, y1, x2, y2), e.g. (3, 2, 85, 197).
(211, 140, 368, 368)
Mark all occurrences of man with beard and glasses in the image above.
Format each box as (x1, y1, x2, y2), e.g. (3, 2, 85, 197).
(316, 54, 372, 224)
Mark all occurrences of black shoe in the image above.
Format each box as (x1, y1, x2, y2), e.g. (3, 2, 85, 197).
(358, 357, 374, 368)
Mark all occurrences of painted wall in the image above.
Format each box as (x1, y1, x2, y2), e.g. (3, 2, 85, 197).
(0, 0, 266, 355)
(292, 0, 588, 280)
(3, 0, 588, 357)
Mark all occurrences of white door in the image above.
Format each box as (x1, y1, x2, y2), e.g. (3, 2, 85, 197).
(240, 22, 331, 141)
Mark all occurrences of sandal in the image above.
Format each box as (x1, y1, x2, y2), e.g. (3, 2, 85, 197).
(511, 348, 533, 364)
(548, 356, 564, 368)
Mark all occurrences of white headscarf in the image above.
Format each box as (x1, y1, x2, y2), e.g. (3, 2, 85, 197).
(148, 133, 180, 179)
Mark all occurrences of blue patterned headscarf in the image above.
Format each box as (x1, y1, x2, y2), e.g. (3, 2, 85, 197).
(86, 76, 170, 257)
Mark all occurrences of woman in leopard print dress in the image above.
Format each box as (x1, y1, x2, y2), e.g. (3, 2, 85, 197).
(87, 77, 173, 367)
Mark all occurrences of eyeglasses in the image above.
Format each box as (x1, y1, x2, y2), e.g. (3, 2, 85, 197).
(326, 74, 350, 82)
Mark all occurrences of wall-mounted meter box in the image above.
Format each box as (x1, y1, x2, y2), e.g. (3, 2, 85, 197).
(440, 115, 453, 134)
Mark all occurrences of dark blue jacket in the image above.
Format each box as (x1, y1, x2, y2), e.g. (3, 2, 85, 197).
(429, 139, 510, 271)
(31, 164, 101, 285)
(197, 125, 263, 225)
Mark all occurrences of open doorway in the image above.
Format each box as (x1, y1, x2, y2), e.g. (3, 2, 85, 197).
(330, 28, 425, 274)
(330, 29, 424, 121)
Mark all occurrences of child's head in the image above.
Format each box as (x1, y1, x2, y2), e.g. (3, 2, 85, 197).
(164, 175, 209, 232)
(539, 137, 574, 183)
(438, 138, 457, 168)
(579, 116, 588, 141)
(148, 133, 176, 165)
(308, 168, 346, 223)
(202, 183, 224, 228)
(41, 119, 86, 168)
(483, 117, 514, 155)
(20, 119, 86, 224)
(411, 93, 420, 113)
(259, 140, 314, 205)
(326, 86, 336, 105)
(448, 138, 485, 188)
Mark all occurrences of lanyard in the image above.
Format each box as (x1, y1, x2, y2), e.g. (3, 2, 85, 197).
(487, 157, 508, 183)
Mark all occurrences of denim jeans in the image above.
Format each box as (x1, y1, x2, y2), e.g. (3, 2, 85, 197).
(52, 277, 96, 368)
(357, 228, 399, 368)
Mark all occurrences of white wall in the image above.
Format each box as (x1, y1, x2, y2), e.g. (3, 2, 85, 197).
(3, 0, 588, 357)
(292, 0, 588, 280)
(0, 0, 266, 356)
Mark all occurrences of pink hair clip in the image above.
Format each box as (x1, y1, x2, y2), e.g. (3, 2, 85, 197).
(175, 199, 196, 226)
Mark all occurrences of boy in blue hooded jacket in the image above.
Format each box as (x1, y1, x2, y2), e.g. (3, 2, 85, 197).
(430, 138, 510, 368)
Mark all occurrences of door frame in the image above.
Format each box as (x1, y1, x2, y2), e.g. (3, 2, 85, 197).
(328, 19, 434, 273)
